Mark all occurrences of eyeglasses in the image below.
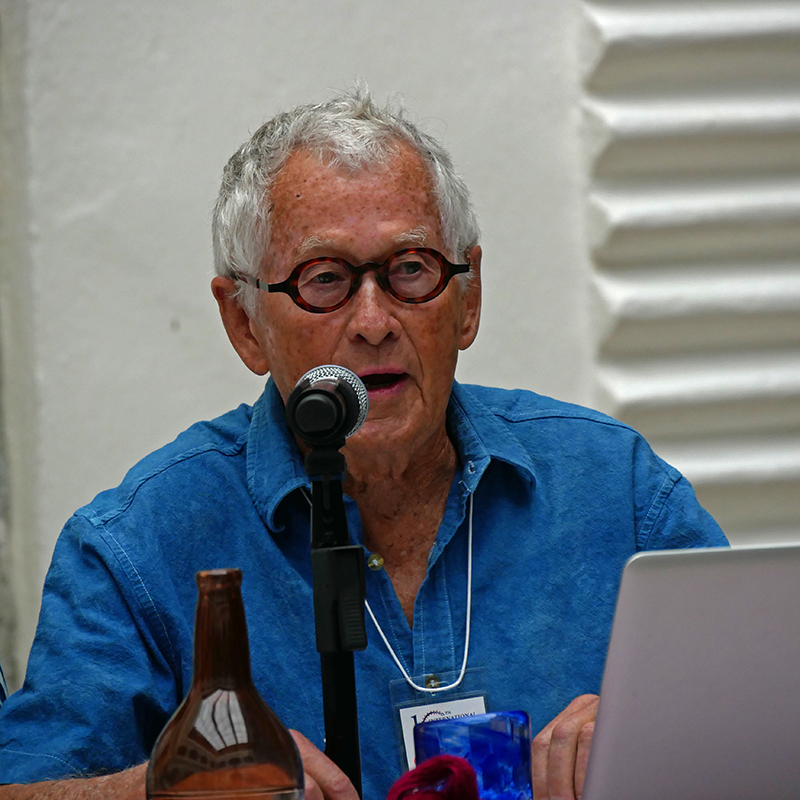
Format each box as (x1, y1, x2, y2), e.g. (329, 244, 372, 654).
(234, 247, 470, 314)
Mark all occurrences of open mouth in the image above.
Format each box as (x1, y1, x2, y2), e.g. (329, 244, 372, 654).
(360, 373, 406, 391)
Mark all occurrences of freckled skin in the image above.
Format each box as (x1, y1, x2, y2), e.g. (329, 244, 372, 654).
(242, 145, 482, 481)
(212, 144, 482, 626)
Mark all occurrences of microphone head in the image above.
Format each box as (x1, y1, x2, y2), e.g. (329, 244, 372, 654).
(286, 365, 369, 446)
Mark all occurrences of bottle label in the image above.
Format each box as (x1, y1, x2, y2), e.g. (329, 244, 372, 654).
(150, 790, 303, 799)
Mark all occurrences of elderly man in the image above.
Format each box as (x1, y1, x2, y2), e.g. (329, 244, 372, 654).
(0, 89, 726, 800)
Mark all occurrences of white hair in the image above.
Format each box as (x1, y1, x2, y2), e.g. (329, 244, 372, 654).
(212, 86, 480, 315)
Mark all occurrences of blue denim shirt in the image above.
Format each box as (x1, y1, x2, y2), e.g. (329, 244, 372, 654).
(0, 381, 726, 795)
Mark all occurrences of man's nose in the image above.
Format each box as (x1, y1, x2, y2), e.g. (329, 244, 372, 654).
(345, 273, 400, 345)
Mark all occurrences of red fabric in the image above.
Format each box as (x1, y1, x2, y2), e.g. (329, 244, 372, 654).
(386, 755, 480, 800)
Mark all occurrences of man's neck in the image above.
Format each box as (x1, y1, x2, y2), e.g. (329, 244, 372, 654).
(343, 427, 459, 626)
(343, 426, 457, 526)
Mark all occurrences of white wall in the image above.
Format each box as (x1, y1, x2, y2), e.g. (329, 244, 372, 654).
(0, 0, 590, 687)
(581, 1, 800, 543)
(2, 0, 799, 690)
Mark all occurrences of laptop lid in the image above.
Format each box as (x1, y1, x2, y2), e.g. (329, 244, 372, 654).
(582, 543, 800, 800)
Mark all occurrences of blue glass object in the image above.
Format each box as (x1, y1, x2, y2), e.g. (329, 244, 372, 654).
(413, 710, 533, 800)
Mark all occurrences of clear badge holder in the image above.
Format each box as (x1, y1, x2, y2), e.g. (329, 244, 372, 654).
(390, 666, 490, 771)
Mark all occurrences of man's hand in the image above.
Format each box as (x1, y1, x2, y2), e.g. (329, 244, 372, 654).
(531, 694, 599, 800)
(290, 730, 360, 800)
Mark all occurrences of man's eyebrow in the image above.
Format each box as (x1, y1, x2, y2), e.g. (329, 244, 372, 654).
(398, 227, 429, 248)
(295, 235, 333, 261)
(295, 228, 430, 261)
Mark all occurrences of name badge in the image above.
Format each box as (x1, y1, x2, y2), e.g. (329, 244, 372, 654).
(390, 667, 489, 771)
(398, 695, 487, 770)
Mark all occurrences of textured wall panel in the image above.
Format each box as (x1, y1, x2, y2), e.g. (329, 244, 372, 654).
(582, 1, 800, 544)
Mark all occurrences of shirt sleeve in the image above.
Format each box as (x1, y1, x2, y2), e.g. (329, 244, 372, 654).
(634, 447, 729, 552)
(0, 512, 179, 783)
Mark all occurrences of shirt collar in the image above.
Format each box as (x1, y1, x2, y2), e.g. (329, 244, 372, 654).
(448, 381, 537, 493)
(246, 379, 309, 531)
(246, 378, 537, 531)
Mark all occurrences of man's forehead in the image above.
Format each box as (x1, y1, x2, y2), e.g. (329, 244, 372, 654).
(265, 147, 443, 264)
(295, 227, 430, 261)
(272, 143, 433, 197)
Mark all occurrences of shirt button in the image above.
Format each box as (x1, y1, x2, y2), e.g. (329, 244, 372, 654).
(425, 674, 441, 689)
(367, 553, 384, 571)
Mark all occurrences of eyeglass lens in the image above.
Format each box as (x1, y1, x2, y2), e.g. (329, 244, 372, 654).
(297, 250, 444, 309)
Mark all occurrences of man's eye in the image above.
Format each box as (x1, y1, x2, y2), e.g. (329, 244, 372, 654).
(299, 266, 348, 289)
(310, 271, 340, 285)
(392, 259, 426, 277)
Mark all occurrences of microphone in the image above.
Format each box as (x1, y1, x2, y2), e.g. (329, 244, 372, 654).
(285, 365, 369, 448)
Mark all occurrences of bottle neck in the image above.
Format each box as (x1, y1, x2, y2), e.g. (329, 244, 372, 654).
(193, 570, 254, 689)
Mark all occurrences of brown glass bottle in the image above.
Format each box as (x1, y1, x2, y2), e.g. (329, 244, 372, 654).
(146, 569, 304, 799)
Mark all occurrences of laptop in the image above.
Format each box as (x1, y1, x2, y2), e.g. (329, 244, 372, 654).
(582, 543, 800, 800)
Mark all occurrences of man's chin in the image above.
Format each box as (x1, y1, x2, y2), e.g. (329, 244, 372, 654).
(343, 417, 417, 459)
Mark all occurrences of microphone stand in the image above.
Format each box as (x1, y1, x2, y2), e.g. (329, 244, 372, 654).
(304, 442, 366, 799)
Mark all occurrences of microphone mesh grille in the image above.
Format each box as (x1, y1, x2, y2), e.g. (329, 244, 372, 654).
(299, 365, 369, 438)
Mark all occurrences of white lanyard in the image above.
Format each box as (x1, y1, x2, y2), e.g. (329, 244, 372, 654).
(301, 488, 474, 694)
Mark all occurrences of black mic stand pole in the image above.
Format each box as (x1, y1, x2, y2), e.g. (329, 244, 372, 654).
(304, 443, 366, 799)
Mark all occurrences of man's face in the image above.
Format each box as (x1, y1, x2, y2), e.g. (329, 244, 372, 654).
(242, 145, 481, 456)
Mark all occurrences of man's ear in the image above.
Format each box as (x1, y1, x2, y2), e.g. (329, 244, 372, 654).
(458, 245, 482, 351)
(211, 276, 270, 375)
